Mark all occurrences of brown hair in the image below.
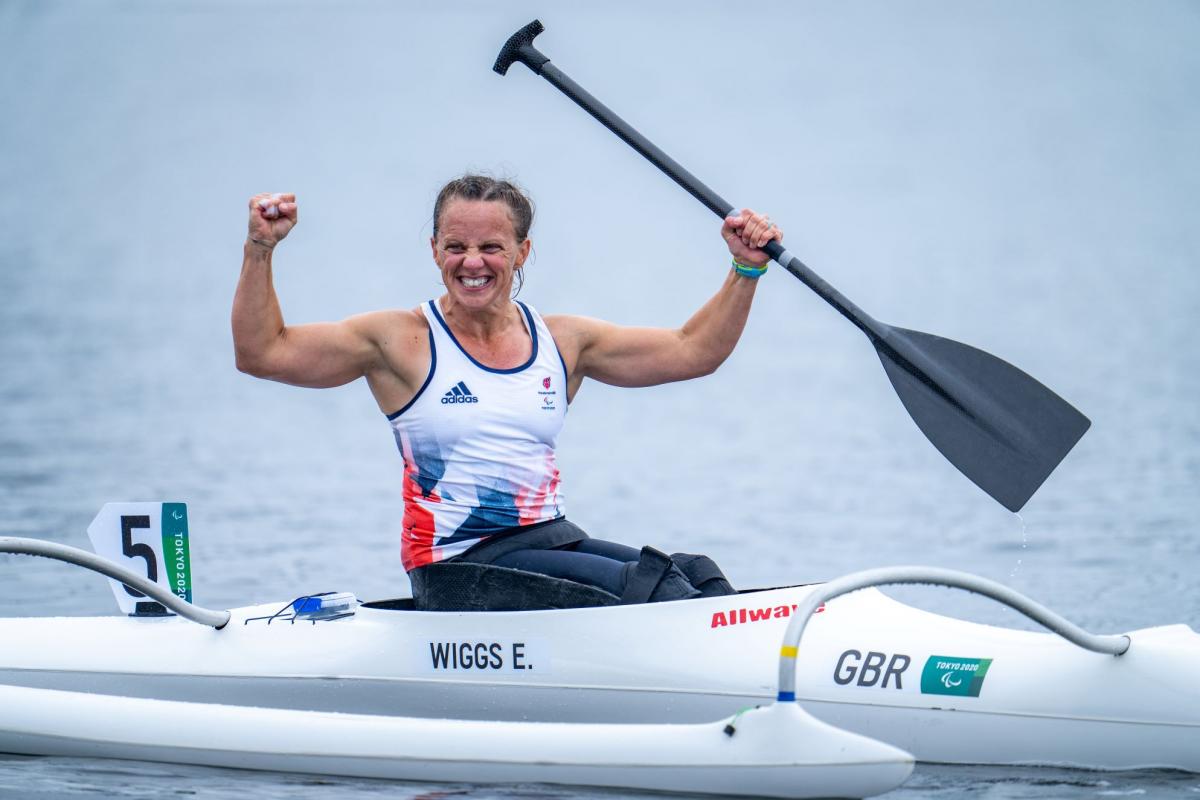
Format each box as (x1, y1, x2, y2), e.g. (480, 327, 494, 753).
(432, 174, 535, 241)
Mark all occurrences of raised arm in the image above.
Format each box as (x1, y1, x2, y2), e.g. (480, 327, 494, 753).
(549, 209, 781, 397)
(232, 192, 382, 388)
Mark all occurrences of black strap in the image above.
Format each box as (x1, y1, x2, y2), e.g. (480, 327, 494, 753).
(670, 552, 736, 597)
(620, 546, 674, 604)
(453, 518, 588, 565)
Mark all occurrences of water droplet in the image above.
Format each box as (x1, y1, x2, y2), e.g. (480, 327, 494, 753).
(1009, 512, 1028, 578)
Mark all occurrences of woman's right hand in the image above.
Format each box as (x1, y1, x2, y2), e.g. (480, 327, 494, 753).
(247, 192, 298, 250)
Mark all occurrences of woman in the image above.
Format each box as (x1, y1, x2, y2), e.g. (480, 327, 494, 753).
(233, 175, 781, 603)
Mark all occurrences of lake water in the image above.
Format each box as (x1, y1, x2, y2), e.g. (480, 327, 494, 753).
(1, 1, 1198, 798)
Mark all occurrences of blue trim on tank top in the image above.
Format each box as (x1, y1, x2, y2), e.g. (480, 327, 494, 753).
(385, 326, 437, 420)
(554, 343, 569, 410)
(427, 299, 539, 375)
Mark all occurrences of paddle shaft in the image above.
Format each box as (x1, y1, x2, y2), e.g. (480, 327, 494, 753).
(494, 20, 1091, 512)
(518, 56, 884, 344)
(498, 31, 980, 442)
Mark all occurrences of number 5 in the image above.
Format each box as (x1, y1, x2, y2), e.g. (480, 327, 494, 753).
(120, 515, 157, 597)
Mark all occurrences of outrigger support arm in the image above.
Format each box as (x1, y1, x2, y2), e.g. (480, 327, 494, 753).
(776, 566, 1130, 701)
(0, 537, 230, 629)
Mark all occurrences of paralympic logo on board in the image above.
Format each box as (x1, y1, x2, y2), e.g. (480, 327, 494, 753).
(920, 656, 993, 697)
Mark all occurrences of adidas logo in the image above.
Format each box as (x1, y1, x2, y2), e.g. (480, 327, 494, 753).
(440, 381, 479, 404)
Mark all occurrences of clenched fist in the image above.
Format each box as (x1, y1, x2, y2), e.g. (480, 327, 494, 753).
(247, 192, 297, 251)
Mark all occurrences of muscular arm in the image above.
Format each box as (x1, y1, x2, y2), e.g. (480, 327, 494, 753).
(548, 208, 780, 397)
(232, 241, 381, 387)
(549, 269, 759, 390)
(232, 192, 426, 397)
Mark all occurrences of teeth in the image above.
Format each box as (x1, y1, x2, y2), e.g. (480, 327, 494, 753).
(462, 276, 490, 288)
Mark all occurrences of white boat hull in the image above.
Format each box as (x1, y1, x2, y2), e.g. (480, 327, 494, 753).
(1, 584, 1197, 772)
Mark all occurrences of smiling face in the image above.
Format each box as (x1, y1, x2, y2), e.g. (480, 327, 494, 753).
(431, 199, 531, 312)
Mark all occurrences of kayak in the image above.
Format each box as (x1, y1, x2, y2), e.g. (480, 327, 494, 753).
(1, 546, 1197, 787)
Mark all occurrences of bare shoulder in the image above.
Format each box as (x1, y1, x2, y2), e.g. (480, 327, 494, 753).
(345, 306, 428, 343)
(346, 306, 431, 380)
(544, 313, 607, 349)
(352, 307, 434, 412)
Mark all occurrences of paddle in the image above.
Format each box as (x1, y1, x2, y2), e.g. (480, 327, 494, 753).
(493, 20, 1090, 513)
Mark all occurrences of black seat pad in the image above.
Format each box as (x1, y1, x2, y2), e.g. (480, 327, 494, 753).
(409, 561, 622, 611)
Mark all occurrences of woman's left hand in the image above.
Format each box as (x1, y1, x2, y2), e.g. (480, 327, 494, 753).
(722, 208, 782, 268)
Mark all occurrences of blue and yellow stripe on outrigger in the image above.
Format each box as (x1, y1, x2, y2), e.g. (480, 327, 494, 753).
(777, 645, 798, 701)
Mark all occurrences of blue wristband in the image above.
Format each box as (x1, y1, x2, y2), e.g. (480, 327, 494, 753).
(732, 259, 768, 279)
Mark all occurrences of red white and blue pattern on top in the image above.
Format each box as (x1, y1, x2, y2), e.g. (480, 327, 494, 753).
(388, 300, 568, 571)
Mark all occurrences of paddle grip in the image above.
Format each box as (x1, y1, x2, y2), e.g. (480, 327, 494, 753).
(493, 20, 550, 76)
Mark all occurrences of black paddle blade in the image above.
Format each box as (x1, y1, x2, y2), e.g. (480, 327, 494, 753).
(875, 326, 1090, 512)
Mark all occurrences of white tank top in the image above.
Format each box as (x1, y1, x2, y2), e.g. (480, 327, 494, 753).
(389, 299, 568, 570)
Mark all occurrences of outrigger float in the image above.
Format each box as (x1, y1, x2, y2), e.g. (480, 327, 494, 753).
(1, 512, 1197, 799)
